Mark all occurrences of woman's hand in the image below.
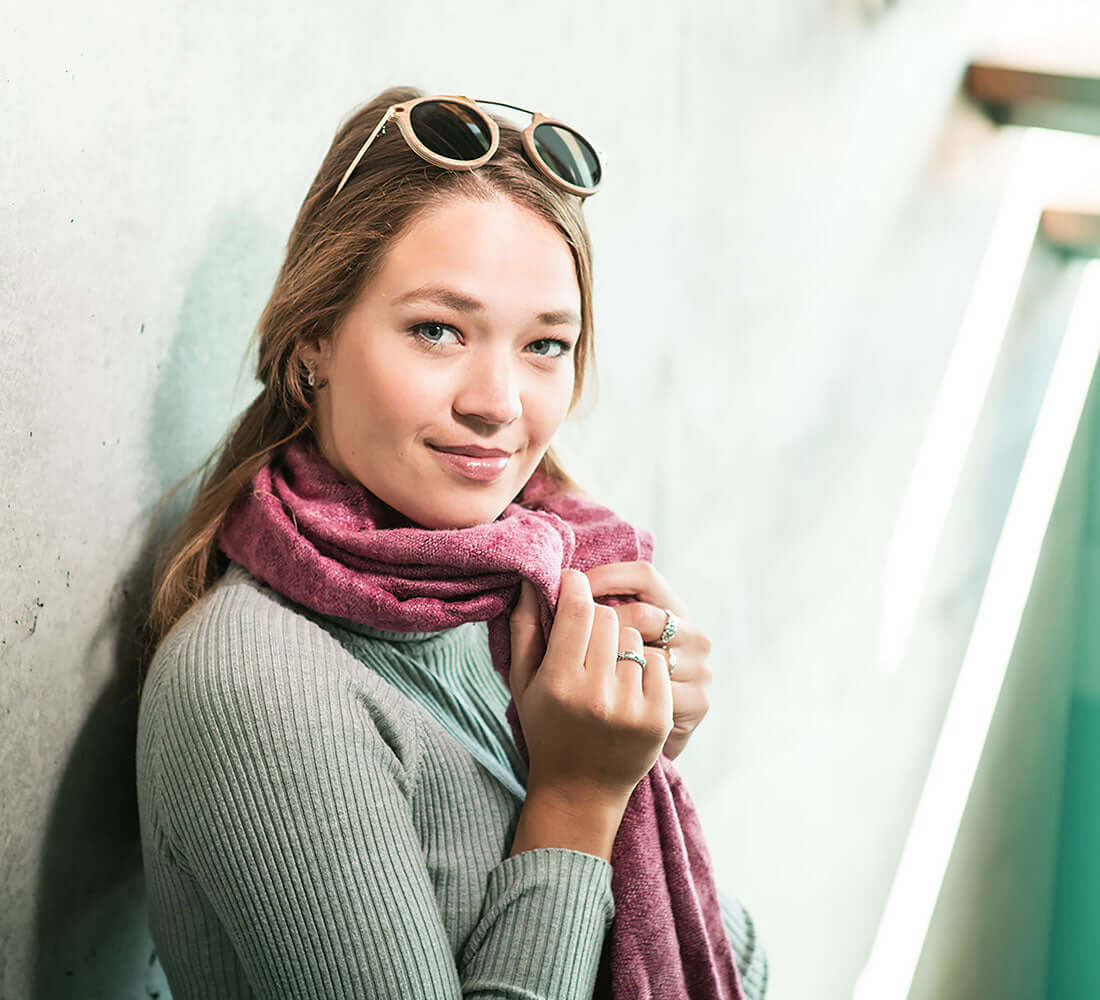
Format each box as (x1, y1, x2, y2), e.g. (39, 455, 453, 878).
(583, 561, 713, 762)
(508, 570, 674, 811)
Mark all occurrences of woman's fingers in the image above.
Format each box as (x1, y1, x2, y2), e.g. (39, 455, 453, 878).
(508, 578, 545, 699)
(541, 569, 594, 679)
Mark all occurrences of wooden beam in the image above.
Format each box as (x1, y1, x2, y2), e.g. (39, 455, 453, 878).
(1040, 209, 1100, 256)
(965, 62, 1100, 136)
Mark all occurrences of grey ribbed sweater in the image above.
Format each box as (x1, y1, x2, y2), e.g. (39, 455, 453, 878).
(136, 562, 767, 999)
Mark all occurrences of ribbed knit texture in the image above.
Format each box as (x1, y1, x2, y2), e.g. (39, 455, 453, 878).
(136, 563, 767, 998)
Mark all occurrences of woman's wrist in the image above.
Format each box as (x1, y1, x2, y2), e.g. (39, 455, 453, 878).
(509, 784, 628, 862)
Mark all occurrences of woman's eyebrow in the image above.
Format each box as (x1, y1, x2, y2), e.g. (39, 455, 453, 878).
(391, 283, 580, 327)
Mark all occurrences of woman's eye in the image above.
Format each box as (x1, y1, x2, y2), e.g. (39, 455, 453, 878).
(409, 322, 460, 349)
(528, 338, 573, 360)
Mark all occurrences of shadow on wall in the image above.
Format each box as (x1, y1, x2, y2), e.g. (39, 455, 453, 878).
(28, 548, 170, 999)
(28, 207, 277, 999)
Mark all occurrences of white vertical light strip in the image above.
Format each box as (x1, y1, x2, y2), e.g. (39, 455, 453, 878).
(879, 128, 1053, 674)
(853, 258, 1100, 1000)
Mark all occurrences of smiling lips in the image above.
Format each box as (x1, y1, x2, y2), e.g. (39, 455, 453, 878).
(428, 443, 513, 481)
(429, 443, 515, 457)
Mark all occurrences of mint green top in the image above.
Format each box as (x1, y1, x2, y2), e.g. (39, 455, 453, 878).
(136, 562, 767, 998)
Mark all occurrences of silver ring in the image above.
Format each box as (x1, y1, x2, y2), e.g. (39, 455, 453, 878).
(616, 649, 647, 669)
(667, 648, 678, 676)
(657, 609, 679, 647)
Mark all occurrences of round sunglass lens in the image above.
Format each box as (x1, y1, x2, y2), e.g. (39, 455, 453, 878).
(409, 100, 494, 160)
(532, 123, 601, 189)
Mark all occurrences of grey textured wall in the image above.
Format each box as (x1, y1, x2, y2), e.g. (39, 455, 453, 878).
(4, 1, 1098, 998)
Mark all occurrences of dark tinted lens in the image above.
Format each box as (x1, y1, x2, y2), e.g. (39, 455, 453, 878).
(408, 100, 493, 160)
(532, 123, 601, 189)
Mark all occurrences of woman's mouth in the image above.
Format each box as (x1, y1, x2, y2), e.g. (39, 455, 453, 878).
(427, 444, 511, 482)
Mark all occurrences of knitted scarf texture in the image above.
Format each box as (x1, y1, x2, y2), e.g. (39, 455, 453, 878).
(217, 437, 744, 1000)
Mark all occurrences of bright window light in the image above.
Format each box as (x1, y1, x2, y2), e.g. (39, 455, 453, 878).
(855, 256, 1100, 1000)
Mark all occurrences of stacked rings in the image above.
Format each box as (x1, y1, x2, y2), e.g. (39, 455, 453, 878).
(613, 610, 681, 677)
(657, 609, 678, 647)
(657, 609, 678, 676)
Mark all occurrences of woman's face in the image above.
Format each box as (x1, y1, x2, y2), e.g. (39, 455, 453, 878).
(304, 194, 582, 529)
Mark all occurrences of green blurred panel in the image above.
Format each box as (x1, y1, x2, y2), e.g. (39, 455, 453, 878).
(1046, 694, 1100, 999)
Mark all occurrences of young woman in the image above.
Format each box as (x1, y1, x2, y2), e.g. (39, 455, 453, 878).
(136, 86, 768, 1000)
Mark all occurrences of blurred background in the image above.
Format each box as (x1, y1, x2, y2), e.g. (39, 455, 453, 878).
(4, 1, 1100, 997)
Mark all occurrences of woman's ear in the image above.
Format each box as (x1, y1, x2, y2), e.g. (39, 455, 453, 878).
(299, 338, 330, 369)
(299, 338, 333, 387)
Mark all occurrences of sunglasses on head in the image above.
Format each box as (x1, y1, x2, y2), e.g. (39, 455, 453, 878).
(328, 95, 604, 206)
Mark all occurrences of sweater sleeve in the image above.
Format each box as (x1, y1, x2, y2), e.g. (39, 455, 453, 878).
(142, 593, 614, 1000)
(718, 884, 769, 999)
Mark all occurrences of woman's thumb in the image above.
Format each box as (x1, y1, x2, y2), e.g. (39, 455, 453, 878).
(509, 579, 544, 699)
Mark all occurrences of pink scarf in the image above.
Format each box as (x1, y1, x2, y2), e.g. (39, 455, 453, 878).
(218, 437, 744, 1000)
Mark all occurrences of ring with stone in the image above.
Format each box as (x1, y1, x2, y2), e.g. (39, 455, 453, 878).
(657, 609, 679, 647)
(616, 649, 647, 669)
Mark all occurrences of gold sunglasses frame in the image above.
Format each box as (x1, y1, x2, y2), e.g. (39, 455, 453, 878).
(328, 94, 604, 206)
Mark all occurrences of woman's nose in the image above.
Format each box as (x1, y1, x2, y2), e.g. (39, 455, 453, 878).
(453, 355, 523, 428)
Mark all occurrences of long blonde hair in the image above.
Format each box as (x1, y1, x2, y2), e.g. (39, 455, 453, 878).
(143, 86, 601, 684)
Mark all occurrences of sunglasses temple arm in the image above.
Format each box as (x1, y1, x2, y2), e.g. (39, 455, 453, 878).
(328, 107, 394, 206)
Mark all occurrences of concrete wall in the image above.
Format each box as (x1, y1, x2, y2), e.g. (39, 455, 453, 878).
(4, 2, 1099, 998)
